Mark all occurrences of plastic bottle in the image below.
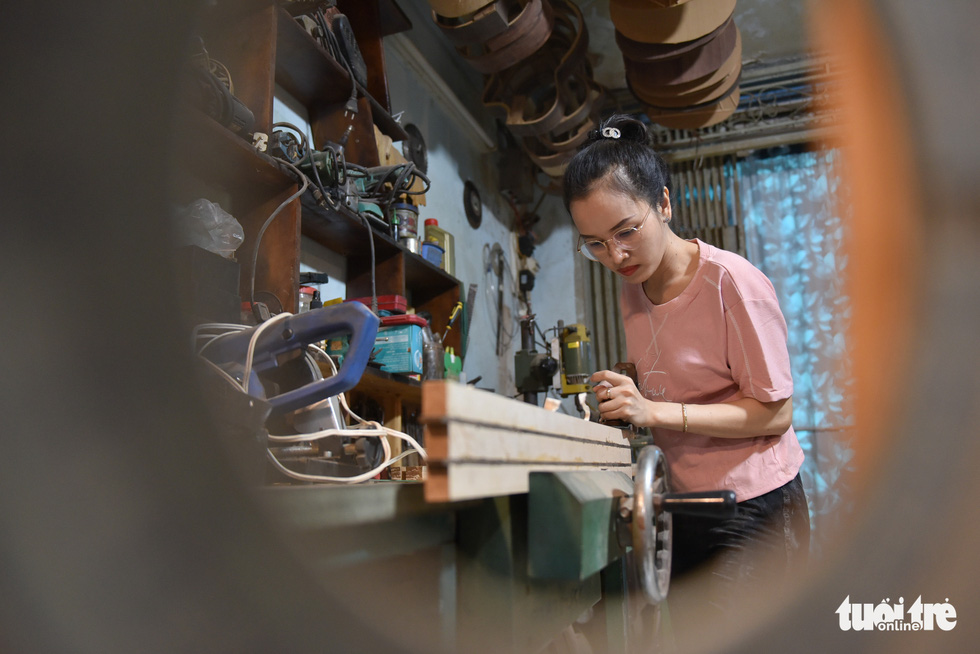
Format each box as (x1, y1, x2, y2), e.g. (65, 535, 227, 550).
(421, 240, 444, 268)
(421, 324, 445, 380)
(298, 286, 316, 312)
(423, 219, 455, 277)
(392, 202, 420, 253)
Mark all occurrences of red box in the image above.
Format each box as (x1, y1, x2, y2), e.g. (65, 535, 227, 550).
(348, 294, 408, 315)
(380, 313, 428, 328)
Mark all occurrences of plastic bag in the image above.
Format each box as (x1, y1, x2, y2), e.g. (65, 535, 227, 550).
(175, 198, 245, 258)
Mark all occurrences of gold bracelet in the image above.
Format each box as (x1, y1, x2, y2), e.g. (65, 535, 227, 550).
(681, 402, 688, 432)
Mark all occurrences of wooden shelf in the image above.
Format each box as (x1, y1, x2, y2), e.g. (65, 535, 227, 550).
(175, 108, 295, 199)
(274, 7, 408, 142)
(177, 0, 454, 379)
(299, 191, 460, 297)
(300, 192, 398, 259)
(356, 366, 422, 404)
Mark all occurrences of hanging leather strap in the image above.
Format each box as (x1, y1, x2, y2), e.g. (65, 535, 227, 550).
(627, 30, 741, 107)
(622, 19, 739, 87)
(460, 0, 554, 73)
(644, 85, 741, 129)
(615, 12, 733, 63)
(428, 0, 497, 20)
(611, 0, 735, 44)
(481, 0, 588, 135)
(434, 1, 511, 47)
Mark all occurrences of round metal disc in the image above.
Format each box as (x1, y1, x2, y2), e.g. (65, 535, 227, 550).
(464, 180, 482, 229)
(633, 445, 672, 604)
(401, 123, 428, 174)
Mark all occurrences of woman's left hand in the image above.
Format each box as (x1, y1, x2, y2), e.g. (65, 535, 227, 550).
(590, 369, 652, 427)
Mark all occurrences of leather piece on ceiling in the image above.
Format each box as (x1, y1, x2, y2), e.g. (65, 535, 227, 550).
(428, 0, 498, 20)
(614, 12, 733, 63)
(481, 0, 589, 135)
(645, 85, 741, 129)
(627, 62, 742, 109)
(433, 1, 511, 46)
(627, 28, 742, 100)
(621, 17, 738, 86)
(610, 0, 736, 44)
(458, 0, 554, 73)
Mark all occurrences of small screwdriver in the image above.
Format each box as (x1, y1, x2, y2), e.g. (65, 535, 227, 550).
(441, 301, 464, 343)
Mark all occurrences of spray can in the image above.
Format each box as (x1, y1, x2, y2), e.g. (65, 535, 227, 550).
(423, 218, 455, 277)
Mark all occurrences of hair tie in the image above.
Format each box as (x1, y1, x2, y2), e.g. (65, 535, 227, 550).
(601, 126, 621, 139)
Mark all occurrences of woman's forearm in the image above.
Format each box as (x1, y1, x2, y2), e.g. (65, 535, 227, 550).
(645, 396, 793, 438)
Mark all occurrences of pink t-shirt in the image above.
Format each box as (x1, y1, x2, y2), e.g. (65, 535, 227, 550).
(621, 239, 804, 501)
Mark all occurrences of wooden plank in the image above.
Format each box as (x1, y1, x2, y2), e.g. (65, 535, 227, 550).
(421, 381, 633, 502)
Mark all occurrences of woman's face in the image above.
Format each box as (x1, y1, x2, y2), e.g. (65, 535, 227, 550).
(569, 186, 671, 284)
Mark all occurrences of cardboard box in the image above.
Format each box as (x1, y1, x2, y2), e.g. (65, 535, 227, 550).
(373, 314, 427, 374)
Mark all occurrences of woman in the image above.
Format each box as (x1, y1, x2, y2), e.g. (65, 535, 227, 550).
(563, 115, 809, 623)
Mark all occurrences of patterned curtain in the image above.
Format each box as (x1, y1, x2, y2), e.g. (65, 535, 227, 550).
(734, 146, 856, 557)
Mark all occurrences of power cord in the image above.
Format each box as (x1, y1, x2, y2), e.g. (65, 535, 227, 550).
(195, 320, 427, 484)
(248, 160, 309, 318)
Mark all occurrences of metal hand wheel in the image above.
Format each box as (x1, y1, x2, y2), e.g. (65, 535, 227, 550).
(629, 446, 737, 604)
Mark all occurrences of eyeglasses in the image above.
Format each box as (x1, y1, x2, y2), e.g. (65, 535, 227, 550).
(576, 207, 652, 261)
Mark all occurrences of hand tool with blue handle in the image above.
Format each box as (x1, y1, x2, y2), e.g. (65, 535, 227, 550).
(203, 301, 379, 415)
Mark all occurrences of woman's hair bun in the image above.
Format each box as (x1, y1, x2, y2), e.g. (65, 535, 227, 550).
(586, 115, 648, 145)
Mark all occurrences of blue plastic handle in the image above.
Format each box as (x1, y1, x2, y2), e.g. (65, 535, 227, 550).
(204, 302, 379, 414)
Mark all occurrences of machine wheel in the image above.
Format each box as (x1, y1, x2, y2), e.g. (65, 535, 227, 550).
(633, 445, 673, 605)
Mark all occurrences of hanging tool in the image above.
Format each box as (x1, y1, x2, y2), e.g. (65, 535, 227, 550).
(514, 314, 559, 405)
(489, 243, 506, 356)
(441, 300, 463, 343)
(462, 283, 477, 358)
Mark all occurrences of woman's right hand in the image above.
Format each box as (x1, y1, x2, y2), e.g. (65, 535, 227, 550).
(590, 369, 654, 427)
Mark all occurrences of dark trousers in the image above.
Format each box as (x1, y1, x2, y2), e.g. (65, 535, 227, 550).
(666, 474, 810, 644)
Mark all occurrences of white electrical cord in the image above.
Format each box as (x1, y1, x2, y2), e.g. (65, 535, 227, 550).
(241, 312, 292, 394)
(196, 319, 427, 484)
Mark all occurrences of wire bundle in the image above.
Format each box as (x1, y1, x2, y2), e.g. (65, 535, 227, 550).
(196, 318, 427, 484)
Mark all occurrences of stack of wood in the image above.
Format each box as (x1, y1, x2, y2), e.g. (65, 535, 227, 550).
(612, 0, 742, 129)
(430, 0, 603, 184)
